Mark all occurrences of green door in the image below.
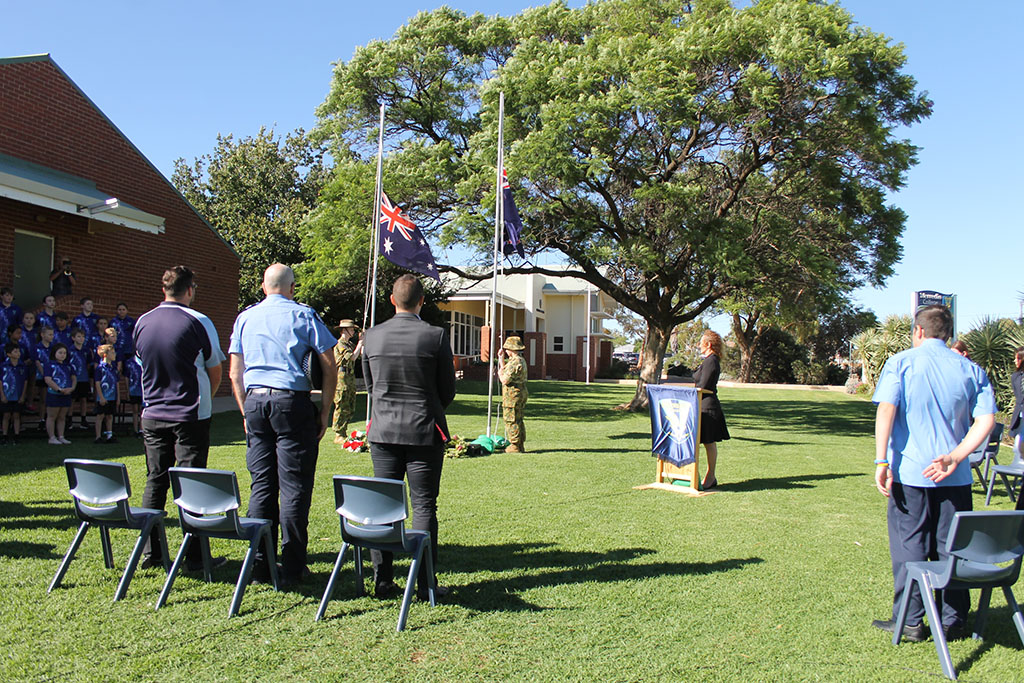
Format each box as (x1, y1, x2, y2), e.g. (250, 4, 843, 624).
(14, 230, 53, 309)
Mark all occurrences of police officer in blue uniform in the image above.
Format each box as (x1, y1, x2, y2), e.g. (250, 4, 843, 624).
(229, 264, 337, 585)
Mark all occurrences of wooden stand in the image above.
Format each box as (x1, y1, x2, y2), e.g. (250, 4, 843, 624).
(634, 388, 715, 497)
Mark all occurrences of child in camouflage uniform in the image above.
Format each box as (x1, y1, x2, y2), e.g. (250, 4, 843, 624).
(332, 320, 362, 445)
(498, 336, 528, 452)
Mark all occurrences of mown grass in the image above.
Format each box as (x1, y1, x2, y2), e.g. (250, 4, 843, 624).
(2, 382, 1023, 681)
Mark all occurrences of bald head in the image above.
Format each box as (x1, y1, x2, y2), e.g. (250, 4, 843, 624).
(263, 263, 296, 298)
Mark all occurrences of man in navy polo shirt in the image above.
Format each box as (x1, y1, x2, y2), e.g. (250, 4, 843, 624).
(871, 305, 996, 643)
(229, 263, 336, 586)
(134, 266, 226, 571)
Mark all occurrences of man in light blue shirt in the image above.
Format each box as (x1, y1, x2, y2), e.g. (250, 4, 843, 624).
(872, 305, 996, 642)
(229, 264, 336, 586)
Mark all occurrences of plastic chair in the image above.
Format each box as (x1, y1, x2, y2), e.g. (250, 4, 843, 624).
(892, 510, 1024, 680)
(315, 476, 435, 631)
(49, 459, 169, 601)
(155, 468, 278, 617)
(969, 423, 1003, 495)
(986, 434, 1024, 506)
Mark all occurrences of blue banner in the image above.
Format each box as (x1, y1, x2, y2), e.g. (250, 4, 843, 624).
(646, 384, 699, 467)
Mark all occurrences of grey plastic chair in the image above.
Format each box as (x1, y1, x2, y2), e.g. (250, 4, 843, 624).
(315, 475, 435, 631)
(986, 434, 1024, 506)
(892, 510, 1024, 680)
(969, 423, 1003, 495)
(155, 468, 278, 617)
(49, 459, 170, 601)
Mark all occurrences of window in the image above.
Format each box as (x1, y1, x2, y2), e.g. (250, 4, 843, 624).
(553, 336, 563, 352)
(450, 312, 483, 356)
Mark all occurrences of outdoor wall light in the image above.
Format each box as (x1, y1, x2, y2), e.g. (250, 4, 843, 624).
(77, 197, 120, 214)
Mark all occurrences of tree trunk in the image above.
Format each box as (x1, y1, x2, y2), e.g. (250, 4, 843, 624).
(731, 313, 760, 383)
(618, 322, 671, 411)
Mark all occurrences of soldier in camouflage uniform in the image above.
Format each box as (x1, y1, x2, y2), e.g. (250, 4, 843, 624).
(332, 320, 362, 445)
(498, 336, 528, 452)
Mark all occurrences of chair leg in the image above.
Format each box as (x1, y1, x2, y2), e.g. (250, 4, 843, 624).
(423, 537, 436, 607)
(229, 538, 258, 618)
(1002, 473, 1016, 504)
(157, 523, 171, 573)
(353, 546, 365, 597)
(917, 575, 956, 680)
(315, 541, 349, 622)
(397, 544, 426, 632)
(1002, 586, 1024, 647)
(155, 533, 192, 610)
(892, 575, 914, 645)
(973, 587, 993, 640)
(99, 526, 115, 569)
(201, 537, 214, 583)
(49, 521, 89, 593)
(113, 518, 153, 602)
(262, 527, 280, 591)
(986, 471, 998, 506)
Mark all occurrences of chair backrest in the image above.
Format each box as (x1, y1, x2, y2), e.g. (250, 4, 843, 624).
(332, 476, 409, 545)
(64, 459, 132, 522)
(986, 422, 1004, 456)
(169, 468, 244, 536)
(947, 511, 1024, 567)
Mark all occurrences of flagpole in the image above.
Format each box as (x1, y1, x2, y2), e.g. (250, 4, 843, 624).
(366, 103, 385, 422)
(585, 281, 592, 384)
(486, 92, 504, 437)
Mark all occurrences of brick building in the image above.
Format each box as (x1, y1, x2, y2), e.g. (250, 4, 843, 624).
(0, 54, 238, 370)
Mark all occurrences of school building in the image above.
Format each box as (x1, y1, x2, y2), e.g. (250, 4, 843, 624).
(439, 267, 615, 381)
(0, 54, 238, 354)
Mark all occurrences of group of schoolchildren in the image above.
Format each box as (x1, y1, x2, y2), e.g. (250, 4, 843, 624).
(0, 287, 143, 446)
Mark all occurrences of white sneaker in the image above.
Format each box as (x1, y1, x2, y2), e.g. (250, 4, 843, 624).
(58, 437, 72, 445)
(48, 437, 62, 445)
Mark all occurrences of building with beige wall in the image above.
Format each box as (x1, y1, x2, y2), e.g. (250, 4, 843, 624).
(438, 267, 615, 381)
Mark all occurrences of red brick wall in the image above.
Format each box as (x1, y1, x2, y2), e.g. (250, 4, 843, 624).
(546, 353, 574, 380)
(523, 332, 546, 380)
(0, 58, 238, 390)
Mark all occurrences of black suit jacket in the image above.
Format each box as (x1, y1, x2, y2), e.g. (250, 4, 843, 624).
(362, 312, 456, 445)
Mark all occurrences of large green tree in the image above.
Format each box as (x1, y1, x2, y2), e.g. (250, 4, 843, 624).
(314, 0, 930, 409)
(173, 127, 329, 308)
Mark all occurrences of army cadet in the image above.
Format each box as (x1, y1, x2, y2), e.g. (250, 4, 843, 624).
(497, 336, 528, 452)
(332, 320, 362, 445)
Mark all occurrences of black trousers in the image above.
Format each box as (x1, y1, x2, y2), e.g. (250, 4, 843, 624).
(369, 441, 444, 586)
(888, 482, 972, 628)
(244, 389, 319, 578)
(141, 418, 211, 563)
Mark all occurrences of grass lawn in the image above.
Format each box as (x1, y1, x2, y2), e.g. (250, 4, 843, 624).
(2, 381, 1023, 681)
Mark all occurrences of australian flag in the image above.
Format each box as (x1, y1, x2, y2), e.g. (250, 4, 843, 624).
(379, 191, 440, 283)
(646, 384, 699, 467)
(502, 169, 525, 259)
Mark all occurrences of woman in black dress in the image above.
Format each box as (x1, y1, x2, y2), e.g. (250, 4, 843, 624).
(693, 330, 729, 489)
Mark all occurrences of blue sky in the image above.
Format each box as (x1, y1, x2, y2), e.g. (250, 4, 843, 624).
(3, 1, 1020, 330)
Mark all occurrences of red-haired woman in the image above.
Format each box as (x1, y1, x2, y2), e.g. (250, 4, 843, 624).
(693, 330, 730, 489)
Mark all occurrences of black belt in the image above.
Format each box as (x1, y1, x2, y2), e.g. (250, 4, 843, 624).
(247, 387, 309, 396)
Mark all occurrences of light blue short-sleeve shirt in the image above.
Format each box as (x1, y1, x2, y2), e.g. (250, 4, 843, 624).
(229, 294, 337, 391)
(873, 338, 997, 487)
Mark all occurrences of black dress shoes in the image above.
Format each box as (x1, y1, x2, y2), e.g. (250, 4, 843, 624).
(872, 618, 929, 642)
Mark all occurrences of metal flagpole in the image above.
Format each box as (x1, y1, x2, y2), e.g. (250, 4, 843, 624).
(486, 92, 504, 437)
(365, 103, 385, 422)
(585, 281, 592, 384)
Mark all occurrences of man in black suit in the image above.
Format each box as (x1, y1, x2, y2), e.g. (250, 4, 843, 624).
(362, 274, 456, 599)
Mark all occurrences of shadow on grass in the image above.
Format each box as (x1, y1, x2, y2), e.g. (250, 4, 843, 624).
(0, 540, 61, 560)
(953, 604, 1024, 677)
(726, 398, 874, 438)
(720, 472, 861, 492)
(0, 499, 76, 534)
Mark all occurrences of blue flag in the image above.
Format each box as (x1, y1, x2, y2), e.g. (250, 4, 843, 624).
(379, 191, 440, 282)
(646, 384, 699, 467)
(501, 169, 525, 259)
